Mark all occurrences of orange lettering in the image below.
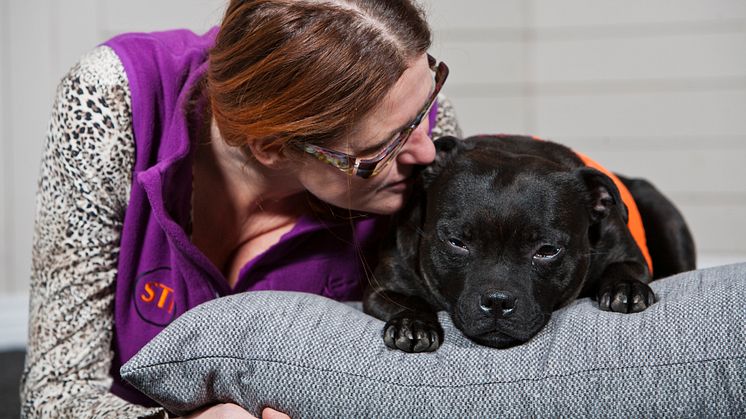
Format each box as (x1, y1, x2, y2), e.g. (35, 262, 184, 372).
(140, 282, 156, 303)
(157, 284, 175, 309)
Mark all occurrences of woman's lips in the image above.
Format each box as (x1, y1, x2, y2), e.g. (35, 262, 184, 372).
(382, 176, 415, 192)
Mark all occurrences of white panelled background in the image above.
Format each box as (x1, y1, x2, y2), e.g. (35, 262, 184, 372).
(1, 0, 745, 348)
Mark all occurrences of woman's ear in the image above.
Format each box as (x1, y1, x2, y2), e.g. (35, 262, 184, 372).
(244, 137, 290, 169)
(210, 118, 294, 169)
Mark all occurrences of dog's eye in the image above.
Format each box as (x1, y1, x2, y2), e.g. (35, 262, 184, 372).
(448, 238, 469, 254)
(533, 245, 563, 260)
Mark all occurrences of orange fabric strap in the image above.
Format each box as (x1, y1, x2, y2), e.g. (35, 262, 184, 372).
(575, 152, 653, 274)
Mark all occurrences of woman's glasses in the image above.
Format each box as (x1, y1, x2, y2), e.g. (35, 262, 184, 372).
(294, 54, 449, 179)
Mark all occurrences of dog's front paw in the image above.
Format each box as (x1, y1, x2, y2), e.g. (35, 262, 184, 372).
(597, 280, 655, 313)
(383, 316, 442, 353)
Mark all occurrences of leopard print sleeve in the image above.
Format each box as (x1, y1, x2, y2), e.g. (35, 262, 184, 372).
(20, 46, 165, 419)
(431, 94, 463, 139)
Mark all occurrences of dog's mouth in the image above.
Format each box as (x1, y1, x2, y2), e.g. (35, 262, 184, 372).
(465, 319, 550, 348)
(468, 330, 525, 349)
(453, 308, 551, 349)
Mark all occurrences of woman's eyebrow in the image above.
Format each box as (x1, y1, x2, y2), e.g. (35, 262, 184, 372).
(358, 117, 414, 156)
(358, 136, 396, 156)
(359, 80, 436, 155)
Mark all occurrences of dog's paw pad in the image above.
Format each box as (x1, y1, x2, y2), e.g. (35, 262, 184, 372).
(383, 317, 441, 353)
(598, 281, 655, 313)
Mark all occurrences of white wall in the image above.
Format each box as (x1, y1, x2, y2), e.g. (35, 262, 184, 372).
(1, 0, 745, 346)
(0, 0, 9, 296)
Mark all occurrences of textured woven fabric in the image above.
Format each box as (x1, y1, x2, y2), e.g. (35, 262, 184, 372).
(122, 263, 746, 418)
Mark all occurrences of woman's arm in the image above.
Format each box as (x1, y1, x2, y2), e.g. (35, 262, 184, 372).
(20, 46, 165, 419)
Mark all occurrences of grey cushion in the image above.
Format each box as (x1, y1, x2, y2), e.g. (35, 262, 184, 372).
(121, 263, 746, 418)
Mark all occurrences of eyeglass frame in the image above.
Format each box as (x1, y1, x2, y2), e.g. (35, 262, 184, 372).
(292, 54, 449, 179)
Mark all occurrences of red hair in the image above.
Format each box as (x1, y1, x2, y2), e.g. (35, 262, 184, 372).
(207, 0, 432, 150)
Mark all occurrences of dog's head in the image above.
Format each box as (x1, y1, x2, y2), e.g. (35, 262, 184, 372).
(411, 135, 624, 348)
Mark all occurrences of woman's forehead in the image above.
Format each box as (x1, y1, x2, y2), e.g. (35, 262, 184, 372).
(351, 54, 433, 149)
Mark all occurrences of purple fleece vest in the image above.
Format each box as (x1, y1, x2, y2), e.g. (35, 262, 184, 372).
(104, 28, 438, 405)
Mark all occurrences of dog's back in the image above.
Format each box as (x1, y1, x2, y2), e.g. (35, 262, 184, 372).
(466, 134, 695, 278)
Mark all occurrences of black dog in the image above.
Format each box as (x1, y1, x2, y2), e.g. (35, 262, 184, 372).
(363, 135, 695, 352)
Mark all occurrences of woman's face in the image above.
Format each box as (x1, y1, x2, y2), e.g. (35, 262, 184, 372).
(293, 53, 437, 215)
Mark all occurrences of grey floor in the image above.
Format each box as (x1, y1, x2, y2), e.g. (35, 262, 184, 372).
(0, 350, 24, 419)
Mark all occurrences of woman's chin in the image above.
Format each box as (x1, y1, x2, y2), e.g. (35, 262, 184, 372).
(364, 190, 411, 215)
(309, 176, 414, 215)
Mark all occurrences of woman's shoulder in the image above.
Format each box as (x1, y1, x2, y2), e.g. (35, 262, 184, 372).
(55, 45, 132, 128)
(74, 45, 129, 88)
(58, 45, 132, 114)
(53, 44, 134, 148)
(46, 45, 136, 208)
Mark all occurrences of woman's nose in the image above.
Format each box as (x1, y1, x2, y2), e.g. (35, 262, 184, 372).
(397, 124, 436, 166)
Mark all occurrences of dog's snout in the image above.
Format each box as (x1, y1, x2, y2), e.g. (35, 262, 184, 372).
(479, 291, 517, 318)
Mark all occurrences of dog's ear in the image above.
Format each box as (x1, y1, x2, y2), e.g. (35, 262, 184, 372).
(421, 136, 464, 188)
(576, 167, 627, 223)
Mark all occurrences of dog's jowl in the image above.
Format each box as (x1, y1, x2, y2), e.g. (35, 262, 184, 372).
(363, 135, 695, 352)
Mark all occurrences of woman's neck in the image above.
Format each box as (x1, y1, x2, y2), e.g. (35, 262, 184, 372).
(190, 121, 307, 285)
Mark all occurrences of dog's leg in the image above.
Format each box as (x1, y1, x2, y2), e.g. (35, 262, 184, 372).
(595, 261, 656, 313)
(617, 175, 697, 278)
(363, 288, 443, 353)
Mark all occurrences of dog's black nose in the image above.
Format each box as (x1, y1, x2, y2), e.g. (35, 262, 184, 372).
(479, 291, 517, 318)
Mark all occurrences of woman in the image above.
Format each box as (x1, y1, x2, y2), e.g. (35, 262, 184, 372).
(20, 0, 460, 417)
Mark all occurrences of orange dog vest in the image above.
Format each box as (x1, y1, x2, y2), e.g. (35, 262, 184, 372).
(574, 152, 653, 274)
(524, 135, 652, 273)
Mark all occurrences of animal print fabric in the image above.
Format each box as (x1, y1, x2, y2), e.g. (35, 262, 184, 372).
(20, 46, 164, 419)
(20, 45, 462, 418)
(431, 93, 462, 140)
